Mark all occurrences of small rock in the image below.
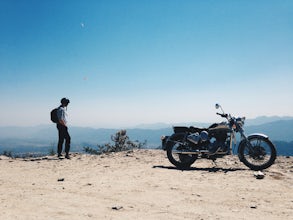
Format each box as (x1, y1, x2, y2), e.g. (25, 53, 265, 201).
(254, 171, 265, 179)
(58, 178, 65, 182)
(112, 206, 123, 210)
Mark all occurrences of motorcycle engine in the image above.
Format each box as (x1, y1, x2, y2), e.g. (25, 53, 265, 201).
(208, 128, 229, 152)
(208, 123, 229, 144)
(187, 131, 209, 144)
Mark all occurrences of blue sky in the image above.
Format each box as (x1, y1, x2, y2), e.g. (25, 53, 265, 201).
(0, 0, 292, 128)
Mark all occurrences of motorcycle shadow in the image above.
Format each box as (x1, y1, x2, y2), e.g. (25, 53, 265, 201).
(152, 165, 247, 173)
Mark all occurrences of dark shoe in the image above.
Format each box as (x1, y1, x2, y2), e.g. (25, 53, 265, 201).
(58, 153, 62, 158)
(65, 154, 70, 159)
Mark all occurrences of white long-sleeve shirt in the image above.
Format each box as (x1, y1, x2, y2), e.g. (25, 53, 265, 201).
(57, 106, 68, 126)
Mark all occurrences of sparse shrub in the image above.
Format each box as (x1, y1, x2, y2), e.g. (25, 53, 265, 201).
(2, 150, 13, 158)
(83, 146, 101, 155)
(48, 142, 56, 156)
(14, 152, 44, 158)
(48, 148, 56, 156)
(83, 129, 147, 155)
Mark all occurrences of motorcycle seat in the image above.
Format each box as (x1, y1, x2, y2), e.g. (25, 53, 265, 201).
(189, 126, 207, 133)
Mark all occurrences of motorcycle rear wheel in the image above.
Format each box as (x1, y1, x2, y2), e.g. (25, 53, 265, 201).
(166, 139, 197, 170)
(238, 136, 276, 171)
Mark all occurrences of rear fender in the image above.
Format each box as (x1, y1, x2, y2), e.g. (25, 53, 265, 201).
(162, 133, 186, 150)
(166, 132, 187, 146)
(161, 135, 169, 150)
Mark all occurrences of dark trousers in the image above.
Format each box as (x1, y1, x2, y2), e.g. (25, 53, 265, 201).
(57, 124, 71, 155)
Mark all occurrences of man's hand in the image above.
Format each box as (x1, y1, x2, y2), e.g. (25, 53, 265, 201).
(59, 120, 67, 127)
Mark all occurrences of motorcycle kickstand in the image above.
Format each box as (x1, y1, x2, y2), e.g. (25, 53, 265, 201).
(211, 158, 217, 168)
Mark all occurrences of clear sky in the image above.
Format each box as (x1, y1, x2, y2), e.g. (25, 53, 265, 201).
(0, 0, 292, 128)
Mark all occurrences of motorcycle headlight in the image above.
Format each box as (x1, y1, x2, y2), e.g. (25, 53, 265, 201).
(241, 117, 245, 125)
(236, 117, 245, 127)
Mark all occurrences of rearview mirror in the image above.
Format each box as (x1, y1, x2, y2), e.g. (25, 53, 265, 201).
(215, 103, 220, 109)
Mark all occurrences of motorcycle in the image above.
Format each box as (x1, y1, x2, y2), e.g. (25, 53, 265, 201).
(161, 104, 277, 171)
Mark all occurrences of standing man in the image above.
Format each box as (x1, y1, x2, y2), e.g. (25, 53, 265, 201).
(57, 98, 71, 159)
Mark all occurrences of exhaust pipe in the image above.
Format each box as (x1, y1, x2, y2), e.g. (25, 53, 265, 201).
(173, 149, 228, 155)
(172, 150, 209, 155)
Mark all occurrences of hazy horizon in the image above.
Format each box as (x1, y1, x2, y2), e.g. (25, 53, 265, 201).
(1, 1, 292, 128)
(0, 114, 292, 129)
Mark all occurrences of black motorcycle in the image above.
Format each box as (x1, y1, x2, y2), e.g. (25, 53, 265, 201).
(161, 104, 277, 171)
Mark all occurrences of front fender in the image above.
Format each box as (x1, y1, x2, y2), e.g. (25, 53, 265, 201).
(238, 133, 269, 154)
(247, 133, 269, 139)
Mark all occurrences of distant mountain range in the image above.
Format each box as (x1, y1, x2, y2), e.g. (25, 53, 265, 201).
(133, 116, 293, 129)
(0, 116, 292, 156)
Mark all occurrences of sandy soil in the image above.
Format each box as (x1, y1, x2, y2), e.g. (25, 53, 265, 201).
(0, 149, 292, 220)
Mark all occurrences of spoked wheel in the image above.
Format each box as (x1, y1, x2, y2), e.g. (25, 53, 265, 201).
(238, 135, 276, 170)
(166, 137, 197, 170)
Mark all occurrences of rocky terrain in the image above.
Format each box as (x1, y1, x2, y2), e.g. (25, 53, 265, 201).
(0, 150, 292, 219)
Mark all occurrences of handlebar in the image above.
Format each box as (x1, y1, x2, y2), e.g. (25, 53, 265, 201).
(216, 112, 228, 118)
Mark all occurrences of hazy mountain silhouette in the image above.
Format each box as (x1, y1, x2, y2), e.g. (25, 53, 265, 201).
(245, 116, 293, 126)
(0, 116, 292, 155)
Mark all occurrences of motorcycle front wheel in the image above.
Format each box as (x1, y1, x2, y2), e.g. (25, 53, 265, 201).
(166, 136, 197, 170)
(238, 135, 276, 171)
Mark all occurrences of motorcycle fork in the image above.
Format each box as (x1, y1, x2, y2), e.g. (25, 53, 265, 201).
(228, 132, 234, 154)
(239, 130, 255, 153)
